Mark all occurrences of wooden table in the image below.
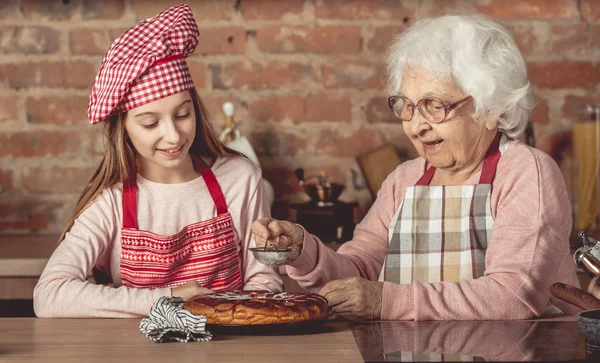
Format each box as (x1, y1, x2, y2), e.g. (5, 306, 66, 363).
(0, 316, 595, 362)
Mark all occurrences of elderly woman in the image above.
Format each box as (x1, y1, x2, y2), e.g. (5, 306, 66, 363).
(252, 14, 580, 320)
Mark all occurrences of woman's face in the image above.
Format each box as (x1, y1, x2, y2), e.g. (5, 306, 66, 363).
(124, 91, 196, 181)
(399, 66, 497, 173)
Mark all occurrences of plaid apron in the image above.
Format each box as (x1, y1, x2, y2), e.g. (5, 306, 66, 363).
(381, 134, 501, 284)
(119, 154, 243, 291)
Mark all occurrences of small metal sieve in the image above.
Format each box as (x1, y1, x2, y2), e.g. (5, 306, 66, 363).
(250, 243, 292, 266)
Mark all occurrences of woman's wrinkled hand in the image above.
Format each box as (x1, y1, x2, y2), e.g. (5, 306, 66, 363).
(319, 277, 384, 321)
(251, 217, 304, 262)
(171, 280, 213, 300)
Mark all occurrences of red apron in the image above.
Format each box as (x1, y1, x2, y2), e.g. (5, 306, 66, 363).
(119, 154, 243, 291)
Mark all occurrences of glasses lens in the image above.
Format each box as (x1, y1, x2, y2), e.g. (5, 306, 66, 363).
(390, 97, 414, 121)
(419, 99, 446, 123)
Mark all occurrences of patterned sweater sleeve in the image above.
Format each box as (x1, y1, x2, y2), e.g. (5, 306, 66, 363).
(33, 187, 170, 318)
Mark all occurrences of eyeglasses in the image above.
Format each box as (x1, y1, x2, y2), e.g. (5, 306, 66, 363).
(388, 95, 472, 123)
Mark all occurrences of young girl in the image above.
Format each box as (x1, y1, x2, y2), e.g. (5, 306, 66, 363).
(33, 4, 283, 318)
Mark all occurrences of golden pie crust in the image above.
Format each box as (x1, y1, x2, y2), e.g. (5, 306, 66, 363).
(183, 290, 329, 325)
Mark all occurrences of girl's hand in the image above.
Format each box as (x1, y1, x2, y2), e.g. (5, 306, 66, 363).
(251, 218, 304, 262)
(171, 280, 213, 300)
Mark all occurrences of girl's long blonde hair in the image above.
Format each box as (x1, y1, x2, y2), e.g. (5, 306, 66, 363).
(57, 88, 242, 244)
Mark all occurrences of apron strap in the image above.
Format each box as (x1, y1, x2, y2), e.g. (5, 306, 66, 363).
(122, 178, 138, 229)
(478, 133, 501, 184)
(121, 154, 230, 228)
(191, 154, 229, 216)
(416, 133, 502, 186)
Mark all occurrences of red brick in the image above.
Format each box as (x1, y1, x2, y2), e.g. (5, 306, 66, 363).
(562, 95, 600, 123)
(211, 62, 264, 90)
(86, 128, 105, 157)
(131, 0, 236, 21)
(187, 60, 206, 88)
(0, 198, 63, 232)
(315, 128, 384, 157)
(0, 168, 13, 191)
(82, 0, 125, 19)
(315, 0, 415, 20)
(505, 23, 538, 55)
(211, 61, 315, 90)
(248, 130, 307, 157)
(257, 26, 362, 54)
(241, 0, 303, 20)
(528, 62, 600, 89)
(305, 95, 351, 122)
(476, 0, 578, 20)
(367, 26, 406, 54)
(0, 61, 96, 89)
(0, 95, 19, 122)
(264, 62, 315, 89)
(581, 0, 600, 23)
(195, 27, 246, 55)
(21, 0, 79, 21)
(0, 1, 20, 20)
(321, 60, 385, 90)
(22, 166, 96, 194)
(249, 96, 305, 123)
(365, 96, 397, 124)
(26, 96, 89, 125)
(549, 24, 600, 58)
(0, 26, 60, 54)
(419, 0, 478, 16)
(69, 29, 114, 55)
(531, 93, 549, 125)
(0, 132, 81, 158)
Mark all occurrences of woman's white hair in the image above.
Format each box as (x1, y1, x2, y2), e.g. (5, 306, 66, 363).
(387, 14, 533, 138)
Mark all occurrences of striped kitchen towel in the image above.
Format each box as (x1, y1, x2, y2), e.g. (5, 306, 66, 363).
(140, 296, 213, 343)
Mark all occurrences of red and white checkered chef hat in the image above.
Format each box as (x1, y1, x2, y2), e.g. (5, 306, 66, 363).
(88, 4, 199, 124)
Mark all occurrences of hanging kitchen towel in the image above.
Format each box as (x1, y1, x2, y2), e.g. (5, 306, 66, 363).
(140, 296, 213, 343)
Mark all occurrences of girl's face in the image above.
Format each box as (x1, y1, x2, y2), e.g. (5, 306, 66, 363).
(124, 91, 197, 182)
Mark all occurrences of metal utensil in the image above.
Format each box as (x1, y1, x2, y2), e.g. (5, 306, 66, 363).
(249, 244, 292, 266)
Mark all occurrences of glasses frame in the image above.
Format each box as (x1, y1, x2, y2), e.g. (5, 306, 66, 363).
(387, 95, 472, 123)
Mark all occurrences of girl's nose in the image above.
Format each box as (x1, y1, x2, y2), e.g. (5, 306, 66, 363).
(161, 119, 182, 144)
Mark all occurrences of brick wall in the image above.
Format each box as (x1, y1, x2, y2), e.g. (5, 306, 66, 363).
(1, 0, 599, 233)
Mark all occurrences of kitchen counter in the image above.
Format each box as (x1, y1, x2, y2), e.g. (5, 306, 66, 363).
(1, 316, 596, 362)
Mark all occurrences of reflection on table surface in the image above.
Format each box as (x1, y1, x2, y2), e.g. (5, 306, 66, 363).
(349, 319, 597, 362)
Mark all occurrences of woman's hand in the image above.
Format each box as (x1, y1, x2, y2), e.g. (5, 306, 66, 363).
(319, 277, 384, 320)
(251, 217, 304, 262)
(171, 281, 213, 300)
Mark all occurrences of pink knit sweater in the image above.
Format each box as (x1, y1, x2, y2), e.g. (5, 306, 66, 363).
(34, 156, 283, 318)
(287, 139, 580, 320)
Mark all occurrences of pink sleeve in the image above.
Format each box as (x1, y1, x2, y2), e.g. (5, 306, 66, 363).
(383, 148, 579, 320)
(241, 172, 284, 292)
(285, 162, 416, 291)
(288, 146, 578, 320)
(33, 189, 170, 318)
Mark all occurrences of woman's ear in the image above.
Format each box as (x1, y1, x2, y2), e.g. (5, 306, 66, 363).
(483, 109, 499, 131)
(485, 118, 498, 131)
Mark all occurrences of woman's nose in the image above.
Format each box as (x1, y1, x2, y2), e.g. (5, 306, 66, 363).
(409, 109, 432, 135)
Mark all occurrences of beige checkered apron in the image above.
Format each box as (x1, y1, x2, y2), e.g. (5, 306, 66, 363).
(380, 134, 501, 284)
